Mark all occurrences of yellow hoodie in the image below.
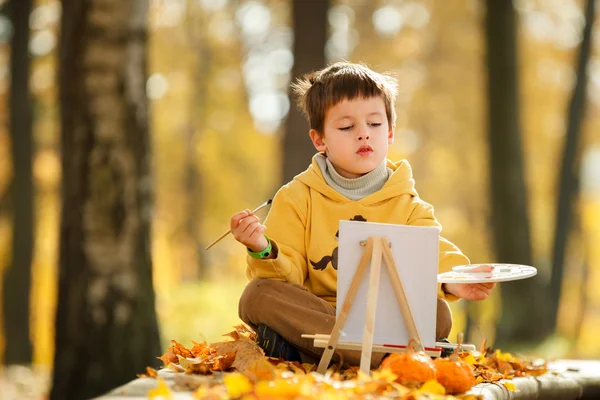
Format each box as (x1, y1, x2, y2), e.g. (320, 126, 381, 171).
(246, 156, 468, 305)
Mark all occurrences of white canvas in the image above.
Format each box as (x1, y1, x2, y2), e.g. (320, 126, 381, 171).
(336, 220, 440, 349)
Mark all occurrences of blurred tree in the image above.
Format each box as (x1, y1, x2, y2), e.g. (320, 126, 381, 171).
(548, 0, 595, 334)
(282, 0, 329, 184)
(51, 1, 161, 398)
(182, 1, 211, 280)
(2, 0, 34, 365)
(485, 0, 547, 346)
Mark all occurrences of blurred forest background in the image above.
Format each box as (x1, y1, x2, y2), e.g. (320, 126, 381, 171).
(1, 0, 600, 398)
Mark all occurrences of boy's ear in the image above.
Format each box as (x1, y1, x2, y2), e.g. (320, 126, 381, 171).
(388, 124, 395, 145)
(310, 129, 327, 152)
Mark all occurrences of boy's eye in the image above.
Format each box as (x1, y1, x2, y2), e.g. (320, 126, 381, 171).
(339, 126, 353, 131)
(369, 123, 382, 127)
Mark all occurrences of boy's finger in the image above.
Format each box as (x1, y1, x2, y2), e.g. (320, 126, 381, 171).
(248, 224, 266, 241)
(239, 215, 261, 234)
(240, 222, 262, 243)
(230, 210, 250, 229)
(469, 264, 494, 272)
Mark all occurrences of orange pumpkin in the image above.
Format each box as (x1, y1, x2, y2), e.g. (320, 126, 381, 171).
(433, 357, 475, 394)
(378, 341, 436, 385)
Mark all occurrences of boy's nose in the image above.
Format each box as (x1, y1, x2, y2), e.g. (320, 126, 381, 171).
(357, 126, 370, 140)
(358, 131, 370, 141)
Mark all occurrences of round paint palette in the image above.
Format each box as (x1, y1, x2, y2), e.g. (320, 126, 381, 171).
(437, 264, 537, 284)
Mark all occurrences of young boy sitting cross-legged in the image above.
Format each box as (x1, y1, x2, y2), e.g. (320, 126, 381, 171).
(230, 62, 495, 368)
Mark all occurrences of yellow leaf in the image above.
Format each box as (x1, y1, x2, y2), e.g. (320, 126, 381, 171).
(462, 353, 477, 365)
(503, 381, 518, 391)
(495, 349, 516, 362)
(224, 372, 253, 397)
(371, 368, 398, 383)
(147, 379, 172, 399)
(416, 379, 446, 395)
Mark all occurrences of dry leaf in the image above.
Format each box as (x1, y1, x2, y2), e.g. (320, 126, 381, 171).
(137, 366, 158, 379)
(158, 350, 178, 366)
(170, 340, 194, 359)
(190, 341, 210, 357)
(185, 363, 212, 375)
(243, 357, 277, 382)
(212, 352, 236, 371)
(212, 339, 265, 373)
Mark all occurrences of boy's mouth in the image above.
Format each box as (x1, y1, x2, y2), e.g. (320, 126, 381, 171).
(356, 145, 373, 156)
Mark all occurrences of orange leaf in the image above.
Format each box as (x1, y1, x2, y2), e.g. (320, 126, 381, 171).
(170, 340, 194, 358)
(158, 350, 179, 366)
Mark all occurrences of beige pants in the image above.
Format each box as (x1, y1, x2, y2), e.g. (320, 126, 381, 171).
(238, 279, 453, 368)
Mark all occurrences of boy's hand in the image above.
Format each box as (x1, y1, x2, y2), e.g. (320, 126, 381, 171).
(230, 209, 269, 252)
(442, 265, 497, 301)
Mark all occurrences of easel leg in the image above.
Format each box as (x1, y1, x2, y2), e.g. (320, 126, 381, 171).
(317, 239, 374, 374)
(360, 237, 383, 375)
(381, 238, 423, 348)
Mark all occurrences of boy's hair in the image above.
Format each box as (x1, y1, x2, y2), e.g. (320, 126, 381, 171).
(291, 62, 398, 135)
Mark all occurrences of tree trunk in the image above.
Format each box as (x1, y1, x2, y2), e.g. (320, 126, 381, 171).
(183, 9, 212, 280)
(485, 0, 545, 347)
(51, 1, 161, 399)
(282, 0, 329, 185)
(548, 0, 594, 334)
(2, 0, 34, 365)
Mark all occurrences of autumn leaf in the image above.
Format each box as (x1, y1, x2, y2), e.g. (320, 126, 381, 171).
(137, 366, 158, 379)
(170, 340, 194, 358)
(157, 350, 178, 366)
(185, 363, 212, 375)
(190, 341, 210, 357)
(212, 352, 236, 371)
(243, 357, 277, 382)
(224, 372, 254, 397)
(503, 381, 518, 391)
(494, 349, 517, 363)
(212, 338, 265, 373)
(147, 379, 172, 399)
(417, 379, 446, 395)
(460, 353, 478, 366)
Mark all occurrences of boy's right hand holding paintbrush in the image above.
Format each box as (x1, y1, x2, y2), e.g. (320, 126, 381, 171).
(230, 208, 276, 260)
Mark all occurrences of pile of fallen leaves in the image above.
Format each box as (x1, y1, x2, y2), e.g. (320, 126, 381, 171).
(140, 325, 547, 399)
(459, 341, 548, 390)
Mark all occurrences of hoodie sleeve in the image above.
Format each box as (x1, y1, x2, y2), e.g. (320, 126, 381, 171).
(406, 198, 469, 302)
(245, 185, 308, 285)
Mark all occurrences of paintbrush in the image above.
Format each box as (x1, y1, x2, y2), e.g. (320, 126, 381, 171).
(204, 199, 273, 250)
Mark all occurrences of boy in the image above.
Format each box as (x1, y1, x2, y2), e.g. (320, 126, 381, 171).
(231, 62, 495, 367)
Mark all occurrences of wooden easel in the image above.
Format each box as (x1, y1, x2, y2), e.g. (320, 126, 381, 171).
(304, 236, 426, 375)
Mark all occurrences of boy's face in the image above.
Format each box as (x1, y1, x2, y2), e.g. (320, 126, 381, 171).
(309, 96, 394, 179)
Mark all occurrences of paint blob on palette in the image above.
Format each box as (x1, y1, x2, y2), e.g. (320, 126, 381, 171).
(437, 264, 537, 284)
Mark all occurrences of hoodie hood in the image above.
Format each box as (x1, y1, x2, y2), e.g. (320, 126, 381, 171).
(295, 154, 419, 204)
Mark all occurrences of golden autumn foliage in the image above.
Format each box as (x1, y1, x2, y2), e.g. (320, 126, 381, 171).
(143, 325, 551, 399)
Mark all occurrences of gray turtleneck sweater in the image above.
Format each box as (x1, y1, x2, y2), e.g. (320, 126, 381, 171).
(315, 153, 392, 200)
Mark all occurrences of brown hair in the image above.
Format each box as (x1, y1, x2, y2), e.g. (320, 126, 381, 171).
(291, 62, 398, 135)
